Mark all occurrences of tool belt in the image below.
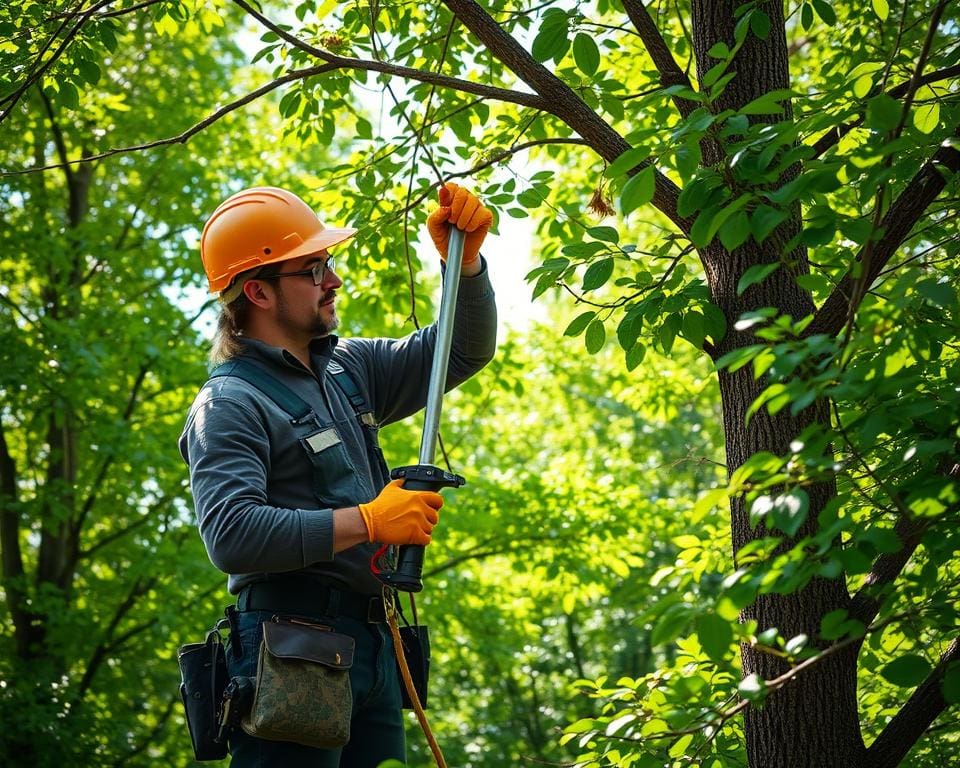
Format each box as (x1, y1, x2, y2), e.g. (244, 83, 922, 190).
(237, 578, 387, 623)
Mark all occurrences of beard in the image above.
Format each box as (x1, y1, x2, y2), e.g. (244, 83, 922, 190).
(275, 284, 339, 337)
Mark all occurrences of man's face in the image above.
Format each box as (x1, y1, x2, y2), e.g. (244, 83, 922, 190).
(270, 251, 343, 337)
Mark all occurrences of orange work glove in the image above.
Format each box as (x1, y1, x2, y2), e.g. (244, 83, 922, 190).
(426, 182, 493, 266)
(357, 479, 443, 546)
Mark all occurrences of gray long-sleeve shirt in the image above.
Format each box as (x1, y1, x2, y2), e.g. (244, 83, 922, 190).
(179, 264, 496, 595)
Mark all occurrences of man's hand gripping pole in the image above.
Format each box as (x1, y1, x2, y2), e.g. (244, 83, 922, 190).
(375, 225, 467, 592)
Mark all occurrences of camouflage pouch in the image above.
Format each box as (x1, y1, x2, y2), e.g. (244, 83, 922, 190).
(241, 619, 354, 749)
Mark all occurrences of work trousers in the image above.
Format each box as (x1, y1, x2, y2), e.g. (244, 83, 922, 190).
(226, 608, 405, 768)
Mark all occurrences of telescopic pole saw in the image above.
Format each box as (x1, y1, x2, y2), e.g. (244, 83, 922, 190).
(375, 225, 467, 593)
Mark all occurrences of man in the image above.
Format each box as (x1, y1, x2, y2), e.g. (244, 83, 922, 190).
(179, 183, 496, 766)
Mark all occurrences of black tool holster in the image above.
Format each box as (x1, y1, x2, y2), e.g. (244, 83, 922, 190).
(178, 618, 229, 761)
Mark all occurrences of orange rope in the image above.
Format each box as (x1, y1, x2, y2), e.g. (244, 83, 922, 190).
(384, 591, 447, 768)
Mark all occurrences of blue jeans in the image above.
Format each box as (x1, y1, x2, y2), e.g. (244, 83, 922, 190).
(226, 609, 405, 767)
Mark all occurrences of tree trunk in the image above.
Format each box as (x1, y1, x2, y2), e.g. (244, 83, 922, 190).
(691, 3, 867, 765)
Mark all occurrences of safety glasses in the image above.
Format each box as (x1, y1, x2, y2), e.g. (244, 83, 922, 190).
(259, 257, 335, 286)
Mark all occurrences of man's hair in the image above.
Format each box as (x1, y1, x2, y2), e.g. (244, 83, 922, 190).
(209, 263, 281, 364)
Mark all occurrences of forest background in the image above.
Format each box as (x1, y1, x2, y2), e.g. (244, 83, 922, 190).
(0, 1, 957, 767)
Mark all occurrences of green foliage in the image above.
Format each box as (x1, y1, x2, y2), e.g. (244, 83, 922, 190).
(2, 0, 959, 766)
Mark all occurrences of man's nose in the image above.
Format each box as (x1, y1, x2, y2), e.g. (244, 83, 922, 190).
(323, 266, 343, 289)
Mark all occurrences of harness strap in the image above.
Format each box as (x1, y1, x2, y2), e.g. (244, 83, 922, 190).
(209, 358, 312, 422)
(209, 357, 375, 426)
(328, 362, 377, 426)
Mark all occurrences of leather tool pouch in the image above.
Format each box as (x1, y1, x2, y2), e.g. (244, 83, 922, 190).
(178, 626, 229, 761)
(242, 619, 355, 749)
(398, 624, 431, 709)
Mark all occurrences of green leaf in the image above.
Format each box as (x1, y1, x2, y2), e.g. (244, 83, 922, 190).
(531, 271, 557, 298)
(738, 673, 768, 702)
(77, 59, 102, 85)
(605, 147, 650, 178)
(564, 311, 596, 337)
(279, 90, 302, 118)
(620, 166, 655, 215)
(617, 312, 642, 350)
(866, 94, 902, 132)
(716, 344, 764, 373)
(690, 204, 722, 248)
(916, 280, 956, 308)
(701, 61, 730, 89)
(625, 342, 646, 371)
(772, 488, 809, 536)
(719, 211, 751, 251)
(585, 319, 606, 353)
(750, 10, 771, 39)
(801, 3, 814, 30)
(696, 612, 734, 662)
(563, 241, 607, 258)
(708, 42, 730, 59)
(943, 663, 960, 703)
(913, 101, 940, 134)
(702, 303, 727, 344)
(702, 194, 752, 248)
(582, 258, 614, 291)
(674, 142, 701, 181)
(531, 14, 569, 63)
(812, 0, 837, 25)
(785, 634, 809, 656)
(668, 733, 694, 759)
(682, 311, 706, 349)
(740, 89, 794, 115)
(587, 226, 619, 244)
(651, 603, 694, 646)
(737, 263, 780, 296)
(853, 74, 874, 99)
(750, 205, 788, 244)
(881, 655, 933, 688)
(572, 33, 600, 76)
(872, 0, 889, 20)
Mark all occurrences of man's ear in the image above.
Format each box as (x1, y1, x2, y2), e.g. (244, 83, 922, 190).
(243, 278, 273, 309)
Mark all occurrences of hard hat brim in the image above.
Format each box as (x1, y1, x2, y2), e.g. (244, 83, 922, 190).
(210, 225, 358, 294)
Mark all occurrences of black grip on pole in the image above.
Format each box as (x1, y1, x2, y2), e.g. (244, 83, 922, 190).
(375, 465, 465, 593)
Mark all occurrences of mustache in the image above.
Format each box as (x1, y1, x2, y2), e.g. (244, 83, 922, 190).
(319, 290, 336, 305)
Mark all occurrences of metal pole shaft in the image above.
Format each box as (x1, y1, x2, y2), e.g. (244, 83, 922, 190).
(418, 226, 465, 466)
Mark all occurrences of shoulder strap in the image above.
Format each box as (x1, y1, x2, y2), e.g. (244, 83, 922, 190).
(209, 358, 312, 422)
(327, 361, 376, 426)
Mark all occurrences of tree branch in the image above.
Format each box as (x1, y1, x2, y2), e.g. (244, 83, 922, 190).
(810, 64, 960, 160)
(423, 533, 565, 578)
(73, 297, 214, 535)
(0, 0, 118, 123)
(452, 137, 590, 177)
(1, 64, 338, 176)
(849, 515, 931, 627)
(48, 0, 165, 22)
(79, 497, 171, 558)
(0, 421, 36, 659)
(231, 0, 547, 109)
(619, 0, 697, 117)
(75, 576, 157, 700)
(441, 0, 685, 230)
(112, 696, 178, 768)
(806, 131, 960, 338)
(866, 637, 960, 768)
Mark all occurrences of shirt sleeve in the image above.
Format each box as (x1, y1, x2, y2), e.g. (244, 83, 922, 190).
(337, 258, 497, 426)
(179, 392, 335, 574)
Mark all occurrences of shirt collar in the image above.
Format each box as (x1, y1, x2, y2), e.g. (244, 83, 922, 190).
(238, 334, 339, 374)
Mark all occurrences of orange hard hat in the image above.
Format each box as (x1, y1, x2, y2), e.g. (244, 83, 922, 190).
(200, 186, 357, 293)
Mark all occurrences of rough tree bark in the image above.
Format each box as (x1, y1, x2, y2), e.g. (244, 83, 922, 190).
(690, 2, 866, 765)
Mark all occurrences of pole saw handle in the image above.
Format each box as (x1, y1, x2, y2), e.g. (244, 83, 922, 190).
(375, 218, 467, 593)
(374, 466, 464, 592)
